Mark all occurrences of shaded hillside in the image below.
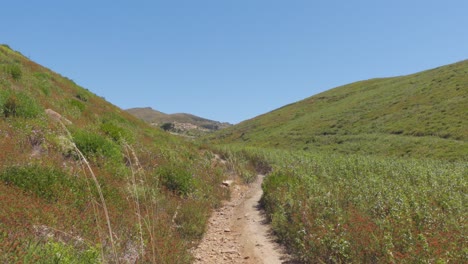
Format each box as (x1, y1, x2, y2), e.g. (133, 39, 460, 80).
(208, 60, 468, 160)
(0, 44, 228, 263)
(127, 107, 231, 136)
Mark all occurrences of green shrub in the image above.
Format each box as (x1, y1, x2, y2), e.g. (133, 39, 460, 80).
(72, 129, 122, 162)
(157, 165, 195, 196)
(161, 123, 174, 131)
(100, 121, 132, 142)
(5, 64, 22, 80)
(0, 90, 42, 118)
(76, 92, 89, 102)
(33, 72, 51, 80)
(69, 98, 86, 112)
(0, 165, 86, 202)
(25, 240, 100, 264)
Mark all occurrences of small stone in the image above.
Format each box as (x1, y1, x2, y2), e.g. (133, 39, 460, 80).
(222, 180, 234, 187)
(224, 228, 231, 232)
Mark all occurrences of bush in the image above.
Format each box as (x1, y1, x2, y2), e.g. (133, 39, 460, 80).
(0, 90, 42, 118)
(160, 123, 174, 131)
(69, 99, 86, 113)
(0, 165, 86, 202)
(72, 129, 122, 162)
(76, 92, 89, 102)
(157, 165, 195, 196)
(25, 240, 100, 263)
(3, 95, 17, 117)
(100, 121, 132, 142)
(5, 64, 22, 80)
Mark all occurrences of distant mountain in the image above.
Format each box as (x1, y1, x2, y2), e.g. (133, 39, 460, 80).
(126, 107, 232, 136)
(208, 60, 468, 160)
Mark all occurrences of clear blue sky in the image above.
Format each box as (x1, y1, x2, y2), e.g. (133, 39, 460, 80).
(2, 1, 467, 124)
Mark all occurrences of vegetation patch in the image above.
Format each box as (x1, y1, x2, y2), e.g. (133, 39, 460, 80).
(0, 165, 86, 203)
(0, 90, 43, 118)
(68, 98, 86, 113)
(100, 121, 132, 143)
(71, 129, 122, 162)
(4, 64, 22, 80)
(157, 164, 196, 197)
(24, 240, 100, 264)
(223, 146, 467, 263)
(34, 72, 52, 96)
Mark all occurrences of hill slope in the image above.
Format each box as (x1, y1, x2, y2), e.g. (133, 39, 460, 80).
(127, 107, 232, 136)
(0, 44, 228, 263)
(208, 60, 468, 160)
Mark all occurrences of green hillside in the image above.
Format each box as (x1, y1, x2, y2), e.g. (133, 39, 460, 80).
(208, 60, 468, 160)
(0, 45, 229, 263)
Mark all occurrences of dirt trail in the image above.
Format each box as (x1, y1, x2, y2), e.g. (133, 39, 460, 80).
(192, 175, 294, 264)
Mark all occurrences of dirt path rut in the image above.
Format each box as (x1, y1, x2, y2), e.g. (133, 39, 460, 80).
(192, 175, 294, 264)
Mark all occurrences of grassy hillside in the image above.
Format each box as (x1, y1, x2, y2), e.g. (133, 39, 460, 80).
(0, 44, 230, 263)
(208, 60, 468, 160)
(127, 107, 231, 136)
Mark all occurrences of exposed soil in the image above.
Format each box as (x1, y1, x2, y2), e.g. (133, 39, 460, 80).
(192, 174, 295, 264)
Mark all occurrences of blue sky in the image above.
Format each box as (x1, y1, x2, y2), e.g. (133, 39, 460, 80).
(2, 1, 467, 124)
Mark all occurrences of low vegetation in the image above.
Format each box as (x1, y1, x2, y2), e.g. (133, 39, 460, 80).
(219, 146, 467, 263)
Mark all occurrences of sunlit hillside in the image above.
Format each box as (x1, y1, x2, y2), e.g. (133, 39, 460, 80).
(0, 44, 229, 263)
(208, 60, 468, 161)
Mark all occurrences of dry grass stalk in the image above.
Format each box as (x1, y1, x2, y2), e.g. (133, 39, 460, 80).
(59, 120, 119, 263)
(123, 143, 145, 258)
(123, 142, 157, 262)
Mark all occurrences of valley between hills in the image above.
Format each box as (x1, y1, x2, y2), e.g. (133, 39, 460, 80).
(0, 44, 466, 263)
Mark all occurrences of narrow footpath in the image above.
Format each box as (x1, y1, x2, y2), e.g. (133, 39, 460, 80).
(192, 174, 295, 264)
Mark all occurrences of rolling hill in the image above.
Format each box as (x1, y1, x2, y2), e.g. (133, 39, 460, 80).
(0, 44, 228, 263)
(127, 107, 231, 136)
(208, 60, 468, 160)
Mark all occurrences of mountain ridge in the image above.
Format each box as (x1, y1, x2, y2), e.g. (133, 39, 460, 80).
(127, 107, 232, 135)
